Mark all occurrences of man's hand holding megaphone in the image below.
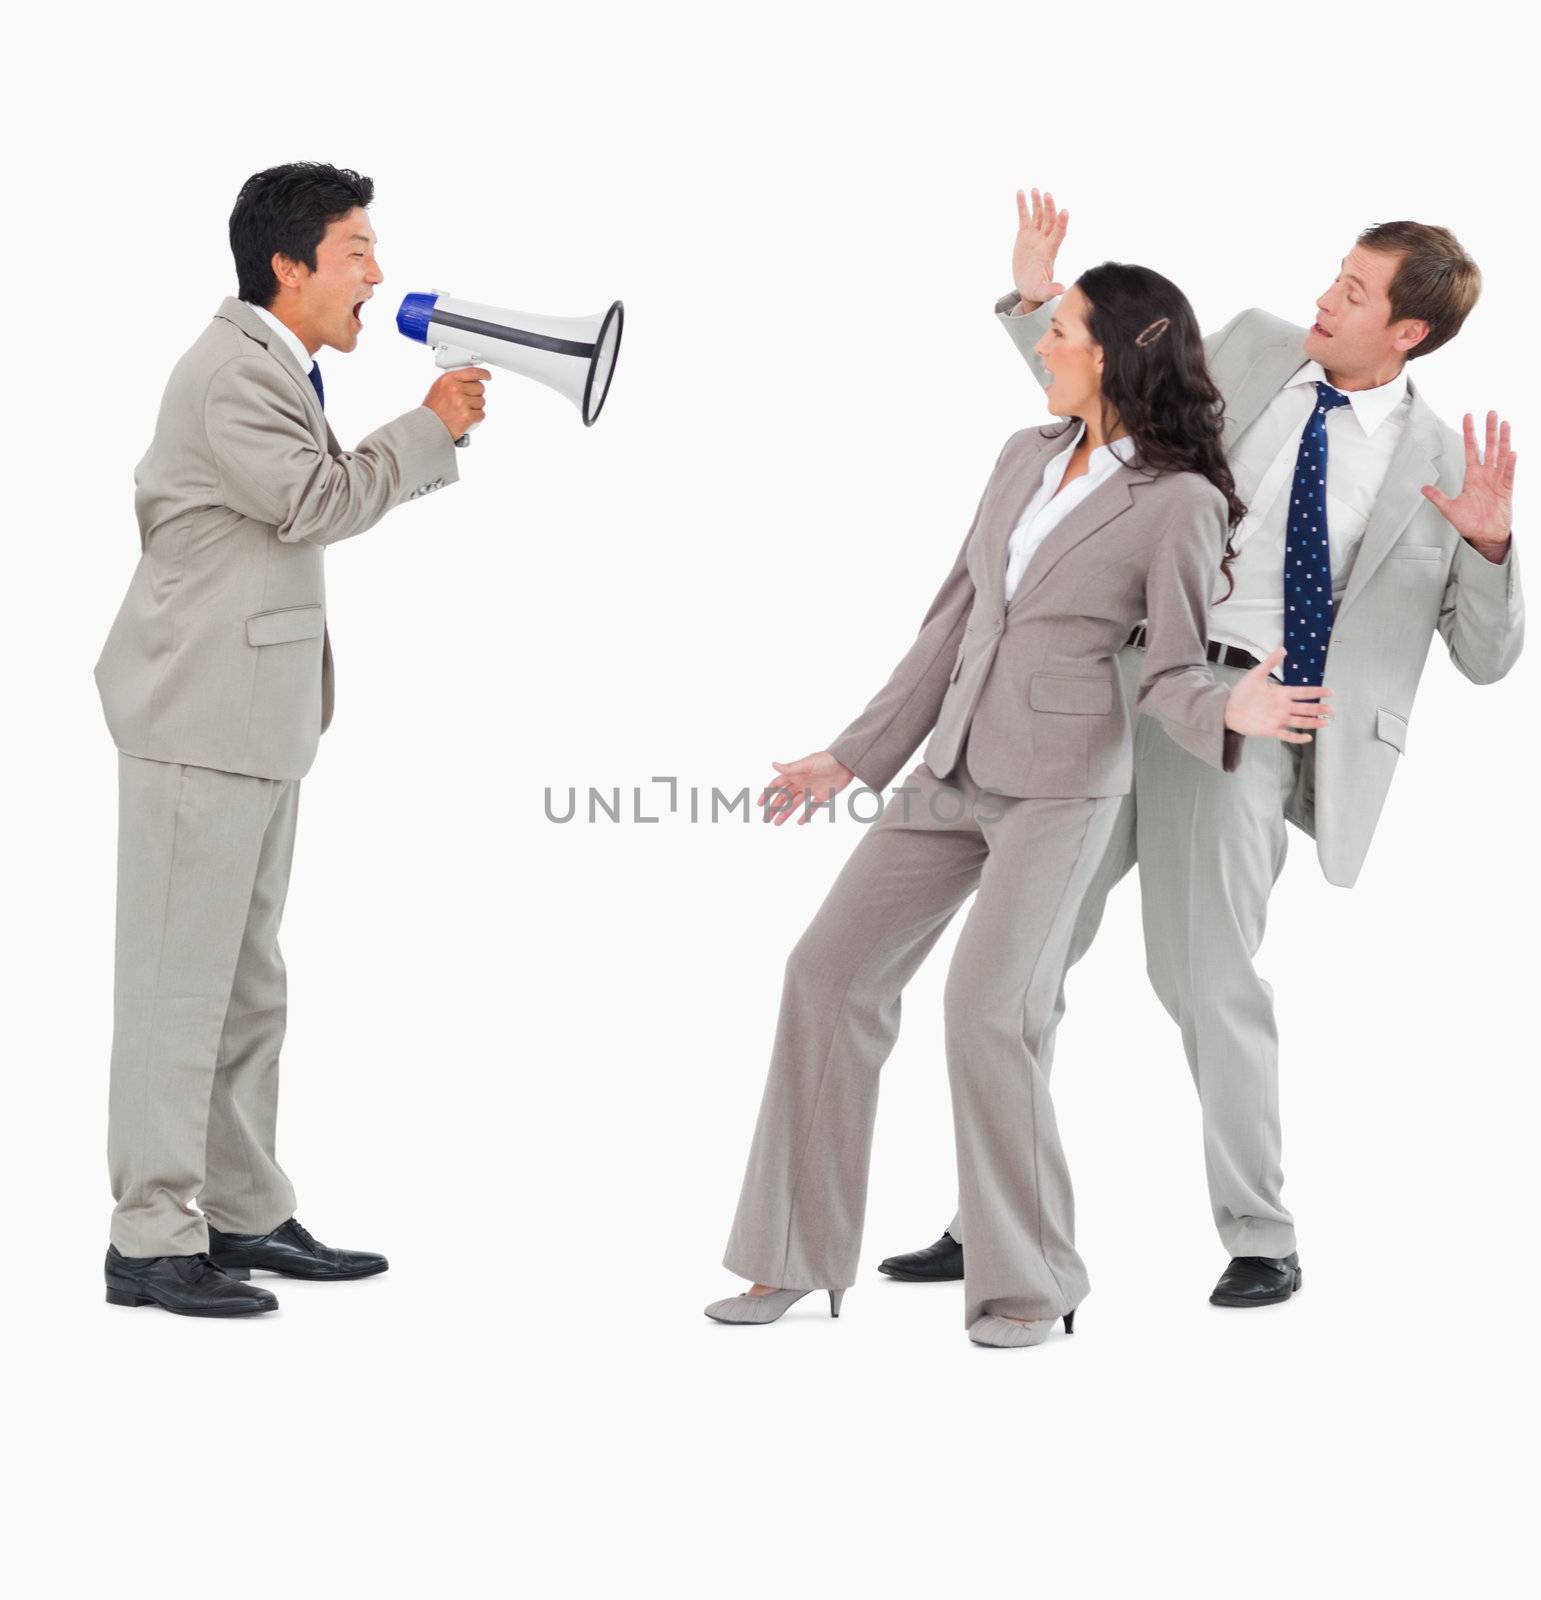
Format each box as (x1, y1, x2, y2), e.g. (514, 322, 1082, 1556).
(423, 366, 491, 442)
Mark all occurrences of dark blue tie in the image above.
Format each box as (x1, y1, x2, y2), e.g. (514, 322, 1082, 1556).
(1282, 380, 1352, 685)
(307, 362, 325, 412)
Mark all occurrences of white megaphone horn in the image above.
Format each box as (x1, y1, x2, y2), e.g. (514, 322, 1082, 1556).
(396, 291, 624, 441)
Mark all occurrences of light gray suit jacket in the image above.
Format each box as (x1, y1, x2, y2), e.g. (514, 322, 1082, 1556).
(94, 297, 459, 780)
(829, 427, 1243, 799)
(999, 294, 1525, 886)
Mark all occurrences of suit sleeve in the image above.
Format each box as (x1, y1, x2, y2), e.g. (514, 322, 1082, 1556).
(203, 355, 460, 546)
(1200, 308, 1251, 364)
(826, 443, 1009, 790)
(1433, 443, 1525, 683)
(1135, 490, 1242, 773)
(994, 292, 1056, 390)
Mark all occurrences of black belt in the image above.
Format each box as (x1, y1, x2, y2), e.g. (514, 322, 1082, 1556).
(1126, 625, 1262, 672)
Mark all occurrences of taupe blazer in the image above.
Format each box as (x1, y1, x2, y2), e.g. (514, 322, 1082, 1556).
(94, 297, 460, 779)
(999, 296, 1526, 885)
(828, 427, 1243, 799)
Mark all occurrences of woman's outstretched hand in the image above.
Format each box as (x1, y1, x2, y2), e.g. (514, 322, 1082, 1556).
(1013, 186, 1070, 311)
(1223, 648, 1333, 743)
(759, 752, 856, 826)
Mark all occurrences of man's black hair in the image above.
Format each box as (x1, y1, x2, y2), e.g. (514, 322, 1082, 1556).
(229, 162, 374, 307)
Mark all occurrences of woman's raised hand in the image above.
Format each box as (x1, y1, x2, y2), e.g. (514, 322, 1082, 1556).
(759, 752, 856, 827)
(1013, 187, 1070, 310)
(1222, 648, 1333, 743)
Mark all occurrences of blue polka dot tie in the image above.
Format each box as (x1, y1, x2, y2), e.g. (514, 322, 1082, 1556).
(307, 362, 325, 412)
(1282, 381, 1351, 685)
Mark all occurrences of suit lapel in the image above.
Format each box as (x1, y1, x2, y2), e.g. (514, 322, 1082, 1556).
(213, 297, 329, 446)
(1336, 387, 1444, 618)
(978, 431, 1063, 615)
(1221, 322, 1311, 450)
(992, 425, 1152, 611)
(1006, 463, 1144, 611)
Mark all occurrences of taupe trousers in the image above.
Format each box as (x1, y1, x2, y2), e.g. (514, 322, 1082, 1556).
(944, 647, 1303, 1259)
(724, 753, 1123, 1328)
(108, 753, 300, 1257)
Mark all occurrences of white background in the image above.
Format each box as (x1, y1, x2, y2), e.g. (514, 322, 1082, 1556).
(5, 2, 1535, 1593)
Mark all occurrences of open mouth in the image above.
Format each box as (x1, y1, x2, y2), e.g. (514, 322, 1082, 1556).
(1311, 321, 1332, 338)
(352, 300, 366, 330)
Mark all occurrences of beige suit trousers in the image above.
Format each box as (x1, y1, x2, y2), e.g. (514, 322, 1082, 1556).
(107, 752, 300, 1257)
(946, 647, 1301, 1258)
(724, 752, 1123, 1327)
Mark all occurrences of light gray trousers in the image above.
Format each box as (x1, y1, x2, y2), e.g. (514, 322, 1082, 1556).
(724, 753, 1123, 1327)
(107, 752, 300, 1257)
(947, 647, 1301, 1260)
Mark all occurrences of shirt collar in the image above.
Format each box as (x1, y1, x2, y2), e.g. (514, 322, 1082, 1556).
(1063, 421, 1139, 464)
(247, 301, 315, 375)
(1285, 359, 1408, 437)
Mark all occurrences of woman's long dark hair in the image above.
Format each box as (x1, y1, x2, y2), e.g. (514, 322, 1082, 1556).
(1049, 261, 1245, 599)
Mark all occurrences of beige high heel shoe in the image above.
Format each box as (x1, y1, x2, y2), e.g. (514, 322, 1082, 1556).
(967, 1307, 1076, 1348)
(704, 1286, 846, 1324)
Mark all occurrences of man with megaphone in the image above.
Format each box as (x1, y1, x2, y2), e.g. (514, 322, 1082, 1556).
(93, 162, 491, 1316)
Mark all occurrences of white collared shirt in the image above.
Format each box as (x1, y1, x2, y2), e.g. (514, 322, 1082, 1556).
(1208, 359, 1411, 660)
(247, 301, 316, 376)
(1004, 424, 1138, 604)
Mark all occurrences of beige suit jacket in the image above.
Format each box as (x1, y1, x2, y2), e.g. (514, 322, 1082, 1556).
(829, 427, 1243, 799)
(999, 295, 1526, 885)
(94, 297, 459, 779)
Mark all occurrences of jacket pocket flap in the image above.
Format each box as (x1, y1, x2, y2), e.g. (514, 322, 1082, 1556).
(246, 604, 324, 647)
(1376, 707, 1409, 752)
(1385, 544, 1443, 560)
(1029, 673, 1113, 715)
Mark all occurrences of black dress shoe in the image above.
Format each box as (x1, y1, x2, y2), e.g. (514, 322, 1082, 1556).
(207, 1217, 388, 1281)
(877, 1231, 965, 1282)
(1209, 1252, 1302, 1307)
(104, 1246, 279, 1316)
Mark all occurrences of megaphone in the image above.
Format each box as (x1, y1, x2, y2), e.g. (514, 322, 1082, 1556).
(396, 291, 624, 441)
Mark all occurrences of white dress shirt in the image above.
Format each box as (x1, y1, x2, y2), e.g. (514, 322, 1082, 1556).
(1004, 424, 1139, 604)
(1208, 360, 1410, 660)
(248, 301, 316, 377)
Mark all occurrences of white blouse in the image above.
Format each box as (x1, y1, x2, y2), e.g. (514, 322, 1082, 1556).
(1004, 424, 1139, 604)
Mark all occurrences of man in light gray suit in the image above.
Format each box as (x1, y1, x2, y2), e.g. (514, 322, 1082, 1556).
(94, 162, 488, 1316)
(881, 190, 1523, 1306)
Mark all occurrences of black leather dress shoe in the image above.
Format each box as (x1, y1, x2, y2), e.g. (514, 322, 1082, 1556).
(207, 1217, 388, 1281)
(104, 1246, 279, 1316)
(1209, 1251, 1302, 1307)
(877, 1231, 965, 1282)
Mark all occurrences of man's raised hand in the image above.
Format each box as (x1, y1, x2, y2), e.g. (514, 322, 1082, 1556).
(1013, 187, 1070, 312)
(1421, 411, 1517, 563)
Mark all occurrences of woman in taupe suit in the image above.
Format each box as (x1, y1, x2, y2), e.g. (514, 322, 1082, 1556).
(706, 262, 1334, 1347)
